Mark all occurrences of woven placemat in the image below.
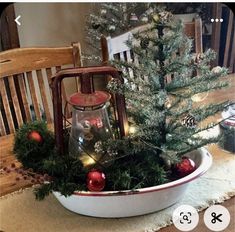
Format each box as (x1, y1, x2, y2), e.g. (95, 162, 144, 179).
(1, 145, 235, 232)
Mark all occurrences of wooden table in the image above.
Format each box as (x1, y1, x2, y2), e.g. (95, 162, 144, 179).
(0, 74, 234, 231)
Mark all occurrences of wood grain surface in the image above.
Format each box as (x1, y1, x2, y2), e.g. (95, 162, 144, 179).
(0, 47, 75, 77)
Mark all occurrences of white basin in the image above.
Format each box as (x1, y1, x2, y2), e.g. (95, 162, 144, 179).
(53, 147, 212, 218)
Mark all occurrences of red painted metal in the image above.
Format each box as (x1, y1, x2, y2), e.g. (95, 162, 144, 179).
(69, 91, 111, 108)
(51, 66, 129, 155)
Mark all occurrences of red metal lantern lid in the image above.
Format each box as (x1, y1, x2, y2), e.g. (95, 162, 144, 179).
(69, 91, 111, 108)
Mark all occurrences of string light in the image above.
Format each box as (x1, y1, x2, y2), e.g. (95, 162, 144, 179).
(129, 125, 137, 134)
(166, 102, 172, 108)
(80, 155, 96, 167)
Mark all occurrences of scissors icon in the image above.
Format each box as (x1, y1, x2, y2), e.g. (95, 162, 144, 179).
(211, 212, 223, 224)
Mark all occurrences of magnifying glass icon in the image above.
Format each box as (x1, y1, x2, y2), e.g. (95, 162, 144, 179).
(183, 215, 189, 221)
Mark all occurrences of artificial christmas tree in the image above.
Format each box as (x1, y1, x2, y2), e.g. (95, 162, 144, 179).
(89, 6, 230, 188)
(86, 3, 152, 55)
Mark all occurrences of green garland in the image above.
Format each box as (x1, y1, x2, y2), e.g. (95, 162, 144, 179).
(14, 121, 54, 171)
(35, 150, 168, 200)
(14, 121, 168, 200)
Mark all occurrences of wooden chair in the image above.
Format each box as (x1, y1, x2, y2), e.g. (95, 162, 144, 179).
(211, 3, 235, 72)
(101, 17, 203, 65)
(223, 10, 235, 72)
(0, 42, 82, 136)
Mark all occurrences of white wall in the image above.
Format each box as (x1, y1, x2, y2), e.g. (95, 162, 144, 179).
(13, 3, 101, 111)
(14, 3, 95, 49)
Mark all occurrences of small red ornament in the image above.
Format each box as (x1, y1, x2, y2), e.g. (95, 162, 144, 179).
(89, 117, 103, 128)
(87, 169, 106, 192)
(174, 157, 196, 178)
(27, 131, 43, 143)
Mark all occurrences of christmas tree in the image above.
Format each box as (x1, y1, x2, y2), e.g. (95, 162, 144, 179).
(88, 4, 231, 189)
(86, 3, 151, 53)
(86, 3, 211, 52)
(10, 5, 232, 199)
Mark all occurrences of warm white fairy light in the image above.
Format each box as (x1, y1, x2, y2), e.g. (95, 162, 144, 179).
(166, 102, 172, 108)
(129, 125, 137, 134)
(80, 155, 96, 167)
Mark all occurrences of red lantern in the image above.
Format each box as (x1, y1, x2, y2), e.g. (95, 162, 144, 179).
(51, 66, 128, 166)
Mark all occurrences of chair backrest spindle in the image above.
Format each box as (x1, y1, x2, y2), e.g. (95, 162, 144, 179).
(0, 43, 82, 136)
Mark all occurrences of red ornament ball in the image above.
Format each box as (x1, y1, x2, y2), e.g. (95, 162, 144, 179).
(174, 157, 196, 178)
(27, 131, 43, 143)
(87, 169, 106, 192)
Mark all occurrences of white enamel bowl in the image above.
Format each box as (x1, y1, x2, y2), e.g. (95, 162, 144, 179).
(53, 147, 212, 218)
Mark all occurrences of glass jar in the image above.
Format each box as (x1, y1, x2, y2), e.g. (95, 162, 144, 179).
(68, 91, 112, 167)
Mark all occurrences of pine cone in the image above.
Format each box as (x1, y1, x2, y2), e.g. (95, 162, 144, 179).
(192, 53, 205, 64)
(159, 11, 173, 23)
(182, 114, 197, 128)
(140, 38, 150, 49)
(92, 22, 100, 30)
(212, 66, 222, 74)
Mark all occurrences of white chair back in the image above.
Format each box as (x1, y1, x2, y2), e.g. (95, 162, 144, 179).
(106, 31, 133, 61)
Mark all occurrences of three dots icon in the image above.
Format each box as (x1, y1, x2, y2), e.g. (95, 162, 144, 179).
(211, 18, 223, 23)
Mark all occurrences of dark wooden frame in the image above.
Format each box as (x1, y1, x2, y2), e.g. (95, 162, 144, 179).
(0, 4, 20, 51)
(211, 3, 235, 72)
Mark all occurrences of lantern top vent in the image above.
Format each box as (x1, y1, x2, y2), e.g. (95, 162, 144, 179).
(69, 91, 111, 109)
(69, 72, 110, 109)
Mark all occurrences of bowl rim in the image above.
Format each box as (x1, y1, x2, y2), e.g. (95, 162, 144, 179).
(65, 147, 212, 197)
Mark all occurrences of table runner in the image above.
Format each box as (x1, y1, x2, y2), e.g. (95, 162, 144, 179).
(1, 145, 235, 232)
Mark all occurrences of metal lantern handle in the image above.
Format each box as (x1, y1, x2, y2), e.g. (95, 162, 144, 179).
(51, 66, 128, 155)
